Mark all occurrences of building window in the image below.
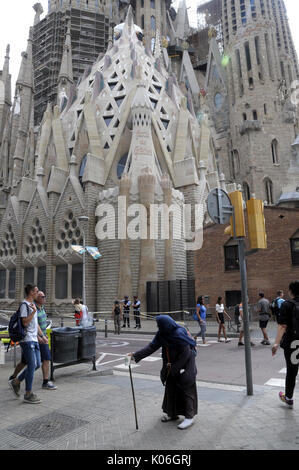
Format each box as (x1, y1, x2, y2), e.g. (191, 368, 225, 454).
(0, 270, 6, 299)
(24, 267, 34, 286)
(72, 264, 83, 299)
(214, 93, 223, 110)
(151, 16, 156, 31)
(8, 269, 16, 300)
(79, 155, 87, 189)
(264, 178, 274, 205)
(290, 233, 299, 266)
(37, 266, 46, 295)
(243, 182, 250, 201)
(150, 0, 155, 8)
(271, 139, 279, 164)
(253, 110, 258, 120)
(55, 265, 68, 299)
(224, 244, 239, 271)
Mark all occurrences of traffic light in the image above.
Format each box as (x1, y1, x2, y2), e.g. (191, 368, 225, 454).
(224, 191, 246, 238)
(246, 198, 267, 249)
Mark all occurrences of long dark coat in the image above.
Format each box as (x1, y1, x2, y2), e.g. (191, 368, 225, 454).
(133, 338, 198, 419)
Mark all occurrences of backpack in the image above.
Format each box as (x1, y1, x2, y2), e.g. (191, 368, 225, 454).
(114, 305, 121, 316)
(8, 302, 29, 343)
(290, 300, 299, 339)
(270, 298, 280, 316)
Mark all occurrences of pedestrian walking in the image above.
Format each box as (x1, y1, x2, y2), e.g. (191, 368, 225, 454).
(237, 303, 255, 347)
(128, 315, 198, 430)
(133, 296, 141, 329)
(215, 297, 231, 343)
(8, 284, 42, 404)
(122, 296, 131, 328)
(272, 281, 299, 408)
(9, 291, 57, 391)
(113, 301, 122, 335)
(194, 296, 207, 344)
(270, 290, 285, 323)
(257, 292, 271, 345)
(74, 298, 83, 326)
(234, 303, 241, 332)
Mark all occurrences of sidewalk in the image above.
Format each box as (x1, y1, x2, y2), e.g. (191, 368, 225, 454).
(1, 356, 298, 450)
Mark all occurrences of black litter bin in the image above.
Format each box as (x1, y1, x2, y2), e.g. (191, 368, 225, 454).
(52, 327, 80, 363)
(77, 326, 97, 360)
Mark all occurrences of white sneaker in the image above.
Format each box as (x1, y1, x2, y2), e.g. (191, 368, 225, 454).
(177, 418, 194, 430)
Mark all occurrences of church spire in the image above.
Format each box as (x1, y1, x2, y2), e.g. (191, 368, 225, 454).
(12, 28, 35, 188)
(57, 23, 73, 108)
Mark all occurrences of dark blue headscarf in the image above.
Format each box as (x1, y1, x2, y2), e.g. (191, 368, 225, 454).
(154, 315, 196, 350)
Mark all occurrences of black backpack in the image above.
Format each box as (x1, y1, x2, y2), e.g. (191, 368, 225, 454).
(8, 302, 29, 343)
(270, 298, 280, 318)
(114, 305, 121, 316)
(290, 300, 299, 339)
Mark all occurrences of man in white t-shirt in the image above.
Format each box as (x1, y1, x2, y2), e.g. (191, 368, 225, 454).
(8, 284, 42, 404)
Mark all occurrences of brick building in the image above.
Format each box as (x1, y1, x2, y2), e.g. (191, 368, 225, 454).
(194, 206, 299, 309)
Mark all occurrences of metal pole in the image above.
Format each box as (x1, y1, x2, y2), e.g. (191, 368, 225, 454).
(238, 238, 254, 396)
(82, 227, 86, 306)
(105, 319, 108, 338)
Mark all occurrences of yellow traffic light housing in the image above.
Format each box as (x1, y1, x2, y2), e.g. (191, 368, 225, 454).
(246, 198, 267, 249)
(224, 191, 246, 238)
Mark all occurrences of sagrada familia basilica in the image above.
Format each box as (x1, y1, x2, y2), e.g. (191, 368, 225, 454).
(0, 0, 298, 314)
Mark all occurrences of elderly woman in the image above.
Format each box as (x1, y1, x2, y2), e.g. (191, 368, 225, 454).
(129, 315, 198, 430)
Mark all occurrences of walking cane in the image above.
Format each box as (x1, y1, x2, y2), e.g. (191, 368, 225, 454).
(126, 355, 139, 430)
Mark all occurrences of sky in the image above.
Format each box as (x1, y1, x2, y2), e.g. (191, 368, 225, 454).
(0, 0, 298, 93)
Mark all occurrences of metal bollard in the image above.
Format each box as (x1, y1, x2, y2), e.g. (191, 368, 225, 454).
(105, 319, 108, 338)
(61, 317, 64, 327)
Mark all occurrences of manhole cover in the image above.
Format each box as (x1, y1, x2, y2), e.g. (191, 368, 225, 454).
(8, 412, 89, 444)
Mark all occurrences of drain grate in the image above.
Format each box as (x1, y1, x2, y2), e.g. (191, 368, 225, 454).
(8, 412, 89, 444)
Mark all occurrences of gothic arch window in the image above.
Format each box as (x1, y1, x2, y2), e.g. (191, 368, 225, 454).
(141, 15, 145, 29)
(79, 155, 87, 189)
(151, 16, 156, 31)
(214, 93, 223, 110)
(271, 139, 279, 164)
(150, 0, 155, 8)
(243, 182, 250, 201)
(264, 178, 274, 205)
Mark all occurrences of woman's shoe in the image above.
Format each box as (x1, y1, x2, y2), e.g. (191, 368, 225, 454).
(177, 418, 194, 430)
(161, 415, 179, 422)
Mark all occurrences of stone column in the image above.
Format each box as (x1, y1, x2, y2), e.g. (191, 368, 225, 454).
(138, 169, 158, 312)
(161, 174, 175, 281)
(118, 174, 132, 300)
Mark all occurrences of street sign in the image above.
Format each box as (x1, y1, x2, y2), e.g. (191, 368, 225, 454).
(207, 188, 233, 225)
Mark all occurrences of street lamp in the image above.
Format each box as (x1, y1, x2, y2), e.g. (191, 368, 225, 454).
(78, 216, 89, 306)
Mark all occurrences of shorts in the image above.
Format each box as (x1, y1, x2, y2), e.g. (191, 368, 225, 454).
(218, 314, 225, 324)
(21, 343, 51, 363)
(259, 320, 269, 329)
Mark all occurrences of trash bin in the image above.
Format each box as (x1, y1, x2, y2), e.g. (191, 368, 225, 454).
(77, 326, 97, 360)
(52, 327, 80, 364)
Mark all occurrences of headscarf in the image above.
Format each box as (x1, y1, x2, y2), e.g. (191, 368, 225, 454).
(154, 315, 196, 350)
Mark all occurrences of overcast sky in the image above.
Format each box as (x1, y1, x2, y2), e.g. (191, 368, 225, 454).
(0, 0, 298, 93)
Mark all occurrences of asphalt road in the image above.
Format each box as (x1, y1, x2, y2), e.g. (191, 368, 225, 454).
(95, 333, 287, 389)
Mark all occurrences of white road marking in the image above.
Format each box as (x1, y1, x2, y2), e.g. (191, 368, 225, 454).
(97, 357, 125, 366)
(141, 357, 161, 362)
(279, 368, 287, 374)
(264, 378, 287, 387)
(97, 341, 129, 347)
(96, 353, 106, 366)
(113, 371, 246, 392)
(114, 363, 140, 370)
(197, 344, 211, 347)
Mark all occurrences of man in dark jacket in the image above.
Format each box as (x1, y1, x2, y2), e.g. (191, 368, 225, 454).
(272, 281, 299, 408)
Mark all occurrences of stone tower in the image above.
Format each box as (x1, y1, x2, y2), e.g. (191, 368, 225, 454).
(134, 0, 168, 49)
(213, 0, 299, 204)
(32, 1, 110, 124)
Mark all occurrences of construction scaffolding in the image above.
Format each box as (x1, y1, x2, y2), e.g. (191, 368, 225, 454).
(189, 0, 222, 71)
(33, 8, 110, 125)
